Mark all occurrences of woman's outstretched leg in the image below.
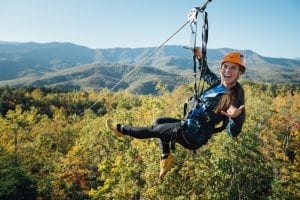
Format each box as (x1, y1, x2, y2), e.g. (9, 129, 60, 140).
(120, 125, 161, 139)
(154, 117, 181, 125)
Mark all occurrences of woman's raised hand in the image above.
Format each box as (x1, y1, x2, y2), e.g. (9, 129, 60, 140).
(221, 105, 245, 118)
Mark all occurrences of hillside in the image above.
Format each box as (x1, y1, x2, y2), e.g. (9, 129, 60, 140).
(0, 42, 299, 94)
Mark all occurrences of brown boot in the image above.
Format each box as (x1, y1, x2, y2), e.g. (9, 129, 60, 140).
(106, 119, 124, 137)
(159, 154, 174, 179)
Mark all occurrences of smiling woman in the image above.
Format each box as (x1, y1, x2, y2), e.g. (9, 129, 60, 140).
(220, 52, 246, 88)
(107, 50, 246, 179)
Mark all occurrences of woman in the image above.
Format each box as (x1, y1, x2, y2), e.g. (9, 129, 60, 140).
(107, 50, 246, 179)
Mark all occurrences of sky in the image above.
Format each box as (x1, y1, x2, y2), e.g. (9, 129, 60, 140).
(0, 0, 299, 59)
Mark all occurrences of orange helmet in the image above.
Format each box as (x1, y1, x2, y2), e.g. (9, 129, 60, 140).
(221, 52, 246, 72)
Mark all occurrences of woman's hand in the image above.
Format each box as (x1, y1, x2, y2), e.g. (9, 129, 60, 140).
(194, 47, 202, 59)
(221, 105, 245, 118)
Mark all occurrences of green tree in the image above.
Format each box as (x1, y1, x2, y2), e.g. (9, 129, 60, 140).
(0, 146, 37, 200)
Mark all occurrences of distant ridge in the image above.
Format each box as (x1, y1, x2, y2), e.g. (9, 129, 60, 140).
(0, 41, 299, 94)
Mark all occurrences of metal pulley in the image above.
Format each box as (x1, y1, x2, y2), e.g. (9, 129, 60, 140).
(188, 7, 198, 23)
(187, 0, 212, 23)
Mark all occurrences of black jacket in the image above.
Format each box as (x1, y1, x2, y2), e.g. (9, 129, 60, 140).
(187, 66, 245, 137)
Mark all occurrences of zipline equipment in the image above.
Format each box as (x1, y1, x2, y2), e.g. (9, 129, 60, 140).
(183, 0, 211, 117)
(169, 0, 212, 153)
(82, 0, 212, 116)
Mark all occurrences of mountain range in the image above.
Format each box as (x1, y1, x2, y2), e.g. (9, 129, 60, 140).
(0, 41, 299, 94)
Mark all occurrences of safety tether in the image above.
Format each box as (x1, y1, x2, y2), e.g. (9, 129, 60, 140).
(184, 0, 211, 117)
(193, 4, 210, 97)
(199, 11, 209, 95)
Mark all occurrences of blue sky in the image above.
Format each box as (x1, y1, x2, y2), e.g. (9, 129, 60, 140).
(0, 0, 299, 58)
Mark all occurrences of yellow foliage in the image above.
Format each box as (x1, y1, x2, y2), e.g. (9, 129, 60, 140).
(0, 83, 299, 199)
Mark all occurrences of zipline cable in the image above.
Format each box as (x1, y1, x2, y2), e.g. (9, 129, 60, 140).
(109, 20, 190, 92)
(83, 0, 213, 116)
(81, 20, 190, 115)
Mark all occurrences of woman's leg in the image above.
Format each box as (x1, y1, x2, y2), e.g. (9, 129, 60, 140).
(120, 122, 180, 154)
(118, 120, 209, 152)
(155, 118, 207, 151)
(154, 117, 181, 125)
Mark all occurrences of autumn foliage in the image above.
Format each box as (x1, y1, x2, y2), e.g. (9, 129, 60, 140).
(0, 82, 299, 199)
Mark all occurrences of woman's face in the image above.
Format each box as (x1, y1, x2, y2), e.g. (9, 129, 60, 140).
(220, 62, 242, 88)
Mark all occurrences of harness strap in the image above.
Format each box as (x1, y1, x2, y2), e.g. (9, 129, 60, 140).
(199, 11, 209, 95)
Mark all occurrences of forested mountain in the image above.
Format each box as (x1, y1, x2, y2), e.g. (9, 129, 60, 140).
(0, 83, 299, 199)
(0, 42, 299, 94)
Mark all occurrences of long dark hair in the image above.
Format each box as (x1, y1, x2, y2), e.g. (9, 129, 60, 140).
(214, 82, 245, 113)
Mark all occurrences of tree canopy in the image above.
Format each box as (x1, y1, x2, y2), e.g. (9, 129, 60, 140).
(0, 83, 299, 199)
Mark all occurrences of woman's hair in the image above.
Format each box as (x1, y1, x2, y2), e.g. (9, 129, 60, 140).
(214, 82, 245, 113)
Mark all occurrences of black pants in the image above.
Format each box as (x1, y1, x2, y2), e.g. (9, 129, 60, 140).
(120, 117, 208, 154)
